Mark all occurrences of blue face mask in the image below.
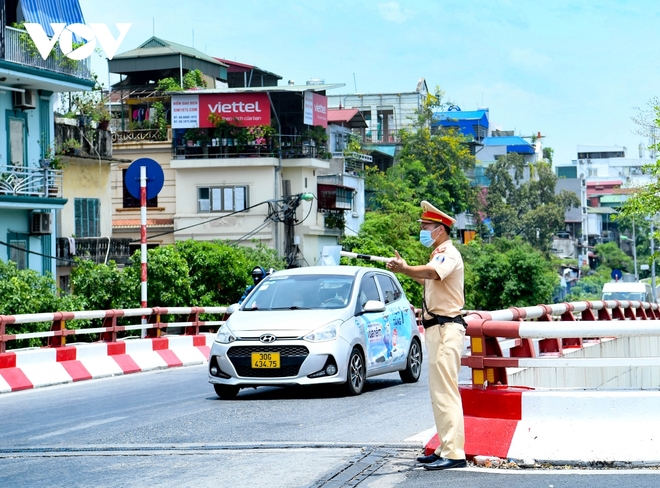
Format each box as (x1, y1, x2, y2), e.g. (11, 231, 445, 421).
(419, 229, 436, 247)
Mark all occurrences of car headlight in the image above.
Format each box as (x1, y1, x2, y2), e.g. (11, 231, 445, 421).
(303, 321, 341, 342)
(215, 325, 236, 344)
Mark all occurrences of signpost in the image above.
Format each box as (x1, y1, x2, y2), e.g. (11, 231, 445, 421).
(125, 158, 164, 330)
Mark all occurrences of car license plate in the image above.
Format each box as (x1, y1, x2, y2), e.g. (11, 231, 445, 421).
(251, 352, 280, 368)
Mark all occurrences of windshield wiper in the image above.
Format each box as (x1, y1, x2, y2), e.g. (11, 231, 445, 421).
(269, 306, 311, 310)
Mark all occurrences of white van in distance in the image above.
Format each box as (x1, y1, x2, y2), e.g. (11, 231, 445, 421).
(601, 282, 654, 303)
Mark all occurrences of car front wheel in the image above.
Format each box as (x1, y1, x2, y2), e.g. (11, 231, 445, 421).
(345, 347, 366, 396)
(399, 338, 422, 383)
(213, 384, 240, 399)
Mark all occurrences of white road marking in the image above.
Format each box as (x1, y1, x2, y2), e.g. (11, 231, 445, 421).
(29, 416, 128, 440)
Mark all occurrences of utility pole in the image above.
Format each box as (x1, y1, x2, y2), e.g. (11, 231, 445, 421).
(652, 219, 657, 301)
(633, 218, 638, 281)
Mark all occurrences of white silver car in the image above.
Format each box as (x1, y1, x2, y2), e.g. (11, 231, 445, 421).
(208, 266, 423, 399)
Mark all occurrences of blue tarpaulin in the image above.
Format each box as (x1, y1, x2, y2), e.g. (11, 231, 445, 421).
(20, 0, 85, 37)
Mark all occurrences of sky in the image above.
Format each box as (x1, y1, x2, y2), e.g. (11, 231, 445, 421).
(78, 0, 660, 167)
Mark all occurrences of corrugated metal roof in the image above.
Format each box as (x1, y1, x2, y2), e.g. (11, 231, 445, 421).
(113, 37, 228, 67)
(434, 110, 488, 121)
(483, 136, 531, 146)
(327, 108, 368, 128)
(214, 57, 282, 79)
(328, 108, 359, 122)
(113, 219, 173, 228)
(600, 195, 628, 204)
(20, 0, 85, 37)
(167, 83, 345, 95)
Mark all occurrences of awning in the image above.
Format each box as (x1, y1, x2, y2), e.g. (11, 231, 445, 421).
(587, 206, 618, 215)
(327, 109, 368, 128)
(20, 0, 86, 38)
(364, 145, 396, 158)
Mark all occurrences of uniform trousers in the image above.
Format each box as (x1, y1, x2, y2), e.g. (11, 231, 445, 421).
(425, 321, 466, 460)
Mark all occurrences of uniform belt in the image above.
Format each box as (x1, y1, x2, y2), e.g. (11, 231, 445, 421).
(422, 315, 466, 329)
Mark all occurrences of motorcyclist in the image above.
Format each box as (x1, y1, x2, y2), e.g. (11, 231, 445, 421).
(238, 266, 266, 304)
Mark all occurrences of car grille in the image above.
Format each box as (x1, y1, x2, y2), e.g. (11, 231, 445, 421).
(227, 345, 309, 378)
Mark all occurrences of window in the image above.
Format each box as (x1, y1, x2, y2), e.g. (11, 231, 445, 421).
(75, 198, 100, 237)
(9, 116, 25, 166)
(8, 232, 28, 270)
(198, 186, 248, 212)
(122, 169, 158, 208)
(375, 274, 402, 304)
(358, 275, 380, 307)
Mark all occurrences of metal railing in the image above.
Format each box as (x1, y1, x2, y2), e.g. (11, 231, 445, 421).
(112, 129, 167, 143)
(3, 26, 92, 80)
(353, 127, 401, 144)
(462, 299, 660, 388)
(0, 164, 62, 198)
(0, 306, 228, 353)
(172, 134, 330, 160)
(56, 237, 133, 266)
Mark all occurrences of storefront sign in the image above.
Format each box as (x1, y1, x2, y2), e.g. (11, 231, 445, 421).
(171, 93, 271, 128)
(304, 91, 327, 127)
(171, 95, 200, 128)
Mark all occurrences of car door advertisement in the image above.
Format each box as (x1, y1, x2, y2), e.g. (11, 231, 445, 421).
(356, 304, 413, 369)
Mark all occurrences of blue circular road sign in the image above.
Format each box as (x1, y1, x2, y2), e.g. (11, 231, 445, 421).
(611, 268, 623, 281)
(125, 158, 164, 200)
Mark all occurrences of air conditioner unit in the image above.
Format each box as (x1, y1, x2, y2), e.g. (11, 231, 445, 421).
(13, 90, 36, 110)
(30, 212, 52, 234)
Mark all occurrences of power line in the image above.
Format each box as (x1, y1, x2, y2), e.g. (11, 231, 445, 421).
(0, 194, 316, 266)
(0, 239, 76, 265)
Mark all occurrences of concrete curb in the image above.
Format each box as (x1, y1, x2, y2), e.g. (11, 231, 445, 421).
(0, 334, 214, 393)
(424, 386, 660, 464)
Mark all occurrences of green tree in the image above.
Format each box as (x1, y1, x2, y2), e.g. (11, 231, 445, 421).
(565, 266, 612, 301)
(465, 238, 558, 310)
(593, 242, 633, 272)
(124, 246, 194, 308)
(71, 258, 134, 310)
(0, 260, 85, 348)
(340, 211, 430, 306)
(482, 154, 580, 252)
(367, 86, 476, 217)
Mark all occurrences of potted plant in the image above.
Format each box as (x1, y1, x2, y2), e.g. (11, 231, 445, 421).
(57, 138, 82, 157)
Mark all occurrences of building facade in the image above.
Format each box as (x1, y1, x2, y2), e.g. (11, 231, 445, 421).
(0, 1, 95, 276)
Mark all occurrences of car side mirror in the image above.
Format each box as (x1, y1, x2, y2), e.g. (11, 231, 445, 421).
(359, 300, 386, 314)
(226, 303, 239, 315)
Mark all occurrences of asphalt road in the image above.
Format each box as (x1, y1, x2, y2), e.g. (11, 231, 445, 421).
(1, 354, 659, 487)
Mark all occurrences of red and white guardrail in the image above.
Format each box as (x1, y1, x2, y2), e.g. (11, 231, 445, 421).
(462, 299, 660, 387)
(0, 306, 227, 393)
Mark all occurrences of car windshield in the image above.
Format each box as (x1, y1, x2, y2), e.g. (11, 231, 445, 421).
(242, 274, 355, 311)
(602, 291, 645, 301)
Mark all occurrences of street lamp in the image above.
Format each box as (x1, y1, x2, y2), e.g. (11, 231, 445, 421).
(620, 233, 639, 281)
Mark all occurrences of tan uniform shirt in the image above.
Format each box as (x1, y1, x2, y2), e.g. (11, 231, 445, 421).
(423, 239, 464, 319)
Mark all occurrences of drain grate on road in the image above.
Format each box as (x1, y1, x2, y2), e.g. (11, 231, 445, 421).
(309, 449, 396, 488)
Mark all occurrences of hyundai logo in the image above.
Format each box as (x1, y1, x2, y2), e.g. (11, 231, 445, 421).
(260, 334, 277, 343)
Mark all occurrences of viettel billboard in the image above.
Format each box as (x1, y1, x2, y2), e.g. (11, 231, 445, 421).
(172, 93, 271, 128)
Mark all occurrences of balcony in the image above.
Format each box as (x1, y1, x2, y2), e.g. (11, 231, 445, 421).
(0, 164, 62, 198)
(318, 184, 354, 211)
(3, 26, 92, 80)
(352, 127, 401, 145)
(56, 237, 133, 267)
(171, 134, 331, 160)
(344, 152, 372, 176)
(55, 119, 113, 159)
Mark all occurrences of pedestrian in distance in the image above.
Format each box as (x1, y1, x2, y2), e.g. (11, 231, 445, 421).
(386, 200, 467, 471)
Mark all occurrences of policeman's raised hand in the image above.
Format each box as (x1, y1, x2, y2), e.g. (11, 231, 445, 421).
(387, 250, 406, 273)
